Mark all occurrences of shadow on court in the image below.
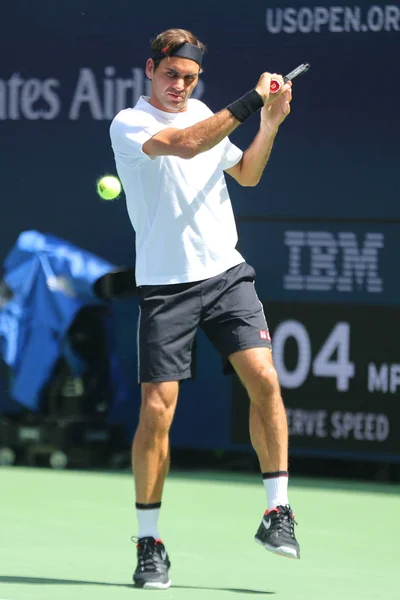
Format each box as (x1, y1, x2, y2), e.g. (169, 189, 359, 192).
(0, 575, 274, 595)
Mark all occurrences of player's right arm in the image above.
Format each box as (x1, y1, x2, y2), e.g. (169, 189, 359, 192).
(142, 72, 281, 160)
(142, 110, 238, 159)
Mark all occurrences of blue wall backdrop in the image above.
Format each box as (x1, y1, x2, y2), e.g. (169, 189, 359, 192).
(2, 0, 400, 460)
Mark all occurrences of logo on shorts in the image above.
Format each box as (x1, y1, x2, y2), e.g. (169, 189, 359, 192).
(260, 330, 271, 341)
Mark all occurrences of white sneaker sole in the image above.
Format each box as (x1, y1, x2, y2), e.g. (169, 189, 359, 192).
(141, 579, 172, 590)
(255, 537, 299, 559)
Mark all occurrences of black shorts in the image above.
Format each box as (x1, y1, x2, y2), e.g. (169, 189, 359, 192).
(137, 262, 271, 383)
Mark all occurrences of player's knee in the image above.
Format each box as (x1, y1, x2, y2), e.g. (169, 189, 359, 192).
(140, 399, 171, 437)
(140, 384, 177, 435)
(247, 364, 281, 402)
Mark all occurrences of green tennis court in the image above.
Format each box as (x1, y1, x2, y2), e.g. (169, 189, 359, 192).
(1, 467, 398, 600)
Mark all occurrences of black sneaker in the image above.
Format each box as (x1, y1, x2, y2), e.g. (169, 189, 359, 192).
(133, 536, 171, 589)
(255, 505, 300, 559)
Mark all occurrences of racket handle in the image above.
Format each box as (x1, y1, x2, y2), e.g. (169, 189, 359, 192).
(270, 79, 283, 93)
(270, 63, 310, 93)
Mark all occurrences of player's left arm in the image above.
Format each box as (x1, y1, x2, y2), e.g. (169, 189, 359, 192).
(226, 83, 292, 187)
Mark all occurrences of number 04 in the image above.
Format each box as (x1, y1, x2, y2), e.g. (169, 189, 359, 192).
(273, 321, 355, 391)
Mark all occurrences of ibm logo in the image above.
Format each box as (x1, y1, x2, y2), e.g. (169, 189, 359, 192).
(284, 231, 384, 293)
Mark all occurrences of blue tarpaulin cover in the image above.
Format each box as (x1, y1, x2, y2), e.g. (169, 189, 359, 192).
(0, 230, 124, 412)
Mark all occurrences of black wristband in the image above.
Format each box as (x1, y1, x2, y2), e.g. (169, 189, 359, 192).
(226, 89, 264, 123)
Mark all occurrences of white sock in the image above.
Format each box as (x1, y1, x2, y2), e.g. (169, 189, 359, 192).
(262, 472, 289, 510)
(136, 504, 161, 539)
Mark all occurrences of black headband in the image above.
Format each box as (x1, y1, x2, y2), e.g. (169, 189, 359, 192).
(152, 42, 203, 67)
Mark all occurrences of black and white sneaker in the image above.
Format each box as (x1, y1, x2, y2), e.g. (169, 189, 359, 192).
(255, 505, 300, 559)
(133, 536, 171, 589)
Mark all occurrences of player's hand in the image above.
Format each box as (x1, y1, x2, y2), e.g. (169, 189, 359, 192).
(260, 82, 292, 129)
(255, 72, 285, 104)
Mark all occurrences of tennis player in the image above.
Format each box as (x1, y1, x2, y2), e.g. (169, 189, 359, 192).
(110, 28, 300, 590)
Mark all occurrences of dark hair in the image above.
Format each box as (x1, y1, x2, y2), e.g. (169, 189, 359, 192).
(150, 28, 206, 70)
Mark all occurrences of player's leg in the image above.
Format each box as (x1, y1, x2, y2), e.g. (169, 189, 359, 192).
(229, 347, 299, 558)
(133, 381, 179, 517)
(201, 262, 299, 559)
(230, 347, 287, 473)
(132, 281, 201, 589)
(132, 381, 178, 590)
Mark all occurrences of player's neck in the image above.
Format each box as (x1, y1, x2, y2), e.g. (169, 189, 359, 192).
(148, 94, 188, 114)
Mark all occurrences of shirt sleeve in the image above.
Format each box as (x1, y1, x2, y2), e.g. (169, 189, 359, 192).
(221, 138, 243, 171)
(110, 111, 165, 167)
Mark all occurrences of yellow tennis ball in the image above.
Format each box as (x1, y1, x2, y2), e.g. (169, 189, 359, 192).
(97, 175, 121, 200)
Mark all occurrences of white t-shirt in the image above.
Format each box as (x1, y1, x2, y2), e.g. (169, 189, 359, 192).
(110, 96, 244, 285)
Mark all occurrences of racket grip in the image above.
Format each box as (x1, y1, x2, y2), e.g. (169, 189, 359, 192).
(270, 78, 287, 93)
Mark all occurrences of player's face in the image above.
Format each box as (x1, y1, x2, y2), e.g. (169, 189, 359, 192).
(146, 57, 200, 112)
